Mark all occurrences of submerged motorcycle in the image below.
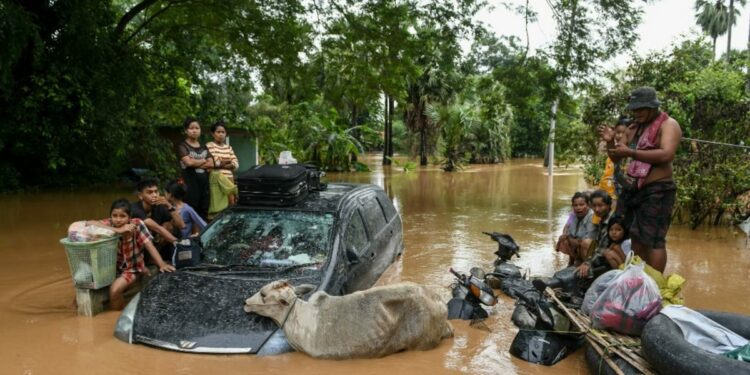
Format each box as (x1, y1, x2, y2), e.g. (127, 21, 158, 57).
(446, 267, 497, 320)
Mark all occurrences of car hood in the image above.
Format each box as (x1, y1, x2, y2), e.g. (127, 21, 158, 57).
(132, 267, 321, 354)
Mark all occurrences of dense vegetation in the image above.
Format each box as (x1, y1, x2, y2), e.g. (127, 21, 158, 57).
(2, 1, 750, 227)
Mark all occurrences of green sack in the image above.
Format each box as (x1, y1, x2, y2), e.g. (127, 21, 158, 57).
(723, 344, 750, 362)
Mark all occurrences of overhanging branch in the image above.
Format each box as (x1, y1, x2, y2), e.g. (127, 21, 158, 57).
(115, 0, 162, 38)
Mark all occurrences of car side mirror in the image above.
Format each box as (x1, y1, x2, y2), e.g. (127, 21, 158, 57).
(346, 248, 360, 265)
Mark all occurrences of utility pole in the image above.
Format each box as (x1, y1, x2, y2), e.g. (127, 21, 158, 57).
(548, 98, 558, 176)
(382, 93, 391, 165)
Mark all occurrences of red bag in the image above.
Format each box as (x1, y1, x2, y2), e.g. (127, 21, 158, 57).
(590, 263, 662, 335)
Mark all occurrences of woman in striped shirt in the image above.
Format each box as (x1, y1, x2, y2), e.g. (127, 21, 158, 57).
(207, 121, 239, 211)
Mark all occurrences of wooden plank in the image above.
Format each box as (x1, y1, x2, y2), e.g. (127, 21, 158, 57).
(587, 338, 626, 375)
(75, 287, 108, 317)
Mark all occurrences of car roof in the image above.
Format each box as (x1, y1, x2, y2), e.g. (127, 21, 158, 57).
(235, 182, 376, 213)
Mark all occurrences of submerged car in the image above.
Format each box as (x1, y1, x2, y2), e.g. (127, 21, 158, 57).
(114, 183, 403, 354)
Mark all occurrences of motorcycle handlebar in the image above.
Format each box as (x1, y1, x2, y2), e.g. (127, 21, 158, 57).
(449, 268, 463, 280)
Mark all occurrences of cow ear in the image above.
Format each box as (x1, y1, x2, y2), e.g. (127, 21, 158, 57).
(294, 284, 316, 296)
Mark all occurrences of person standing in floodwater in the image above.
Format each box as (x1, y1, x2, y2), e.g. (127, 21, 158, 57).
(598, 87, 682, 273)
(178, 118, 214, 220)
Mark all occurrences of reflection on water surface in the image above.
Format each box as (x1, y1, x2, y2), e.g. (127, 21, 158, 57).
(1, 155, 748, 374)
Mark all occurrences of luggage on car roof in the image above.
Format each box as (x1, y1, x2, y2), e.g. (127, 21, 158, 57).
(237, 164, 325, 206)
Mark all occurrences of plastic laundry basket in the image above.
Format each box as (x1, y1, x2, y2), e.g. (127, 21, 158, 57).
(60, 236, 119, 289)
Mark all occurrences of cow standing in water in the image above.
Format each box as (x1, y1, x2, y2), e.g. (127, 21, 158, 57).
(244, 280, 454, 359)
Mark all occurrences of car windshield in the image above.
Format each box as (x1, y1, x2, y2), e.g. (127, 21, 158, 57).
(200, 209, 335, 267)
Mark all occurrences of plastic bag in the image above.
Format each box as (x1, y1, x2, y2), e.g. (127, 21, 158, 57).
(724, 344, 750, 362)
(621, 255, 685, 306)
(67, 221, 115, 242)
(582, 269, 622, 316)
(590, 262, 662, 335)
(278, 151, 297, 165)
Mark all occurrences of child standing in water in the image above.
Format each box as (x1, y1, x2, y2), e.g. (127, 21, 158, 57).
(88, 199, 175, 310)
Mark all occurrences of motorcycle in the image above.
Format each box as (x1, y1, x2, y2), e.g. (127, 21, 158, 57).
(484, 231, 522, 280)
(508, 271, 585, 366)
(446, 267, 497, 320)
(532, 263, 609, 308)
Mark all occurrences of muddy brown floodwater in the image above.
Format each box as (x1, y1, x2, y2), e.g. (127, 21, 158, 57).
(1, 156, 749, 375)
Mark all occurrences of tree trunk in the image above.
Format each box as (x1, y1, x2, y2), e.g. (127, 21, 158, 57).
(523, 0, 531, 62)
(727, 0, 735, 63)
(382, 94, 390, 165)
(712, 36, 717, 60)
(351, 104, 358, 163)
(388, 96, 394, 160)
(746, 13, 750, 92)
(420, 127, 427, 166)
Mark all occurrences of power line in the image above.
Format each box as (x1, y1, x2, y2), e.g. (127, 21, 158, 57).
(682, 137, 750, 151)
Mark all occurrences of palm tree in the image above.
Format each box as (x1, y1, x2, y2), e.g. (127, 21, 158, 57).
(695, 0, 731, 59)
(726, 0, 747, 62)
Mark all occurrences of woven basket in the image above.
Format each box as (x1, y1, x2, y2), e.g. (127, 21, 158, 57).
(60, 236, 119, 289)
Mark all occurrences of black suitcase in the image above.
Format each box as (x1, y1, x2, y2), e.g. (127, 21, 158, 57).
(237, 164, 310, 206)
(299, 164, 326, 191)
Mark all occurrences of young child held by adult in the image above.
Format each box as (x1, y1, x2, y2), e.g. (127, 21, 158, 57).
(598, 117, 631, 208)
(165, 180, 207, 239)
(88, 199, 175, 310)
(602, 216, 631, 269)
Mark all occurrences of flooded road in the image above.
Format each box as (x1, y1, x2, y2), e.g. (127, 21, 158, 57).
(1, 156, 749, 374)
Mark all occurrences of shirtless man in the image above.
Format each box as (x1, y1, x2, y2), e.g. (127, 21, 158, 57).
(598, 87, 682, 273)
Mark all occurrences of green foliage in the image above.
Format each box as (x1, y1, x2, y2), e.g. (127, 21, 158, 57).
(0, 0, 309, 189)
(426, 102, 471, 171)
(246, 96, 368, 171)
(385, 156, 416, 172)
(460, 75, 513, 163)
(548, 0, 645, 83)
(390, 119, 412, 154)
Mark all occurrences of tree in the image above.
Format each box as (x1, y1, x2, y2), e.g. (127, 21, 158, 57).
(402, 0, 483, 165)
(544, 0, 645, 172)
(695, 0, 731, 59)
(725, 0, 747, 63)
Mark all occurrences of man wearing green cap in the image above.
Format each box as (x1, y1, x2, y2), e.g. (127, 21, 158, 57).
(598, 87, 682, 273)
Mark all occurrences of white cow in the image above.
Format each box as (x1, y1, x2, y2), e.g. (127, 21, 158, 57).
(244, 280, 453, 359)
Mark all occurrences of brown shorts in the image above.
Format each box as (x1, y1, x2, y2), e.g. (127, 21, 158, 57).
(626, 181, 677, 249)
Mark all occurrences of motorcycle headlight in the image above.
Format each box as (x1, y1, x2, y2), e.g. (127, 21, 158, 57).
(113, 293, 140, 343)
